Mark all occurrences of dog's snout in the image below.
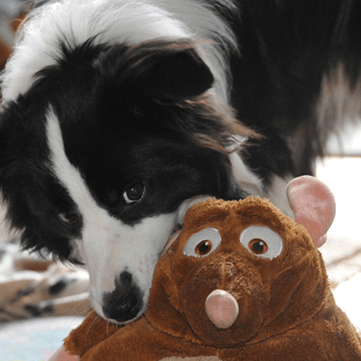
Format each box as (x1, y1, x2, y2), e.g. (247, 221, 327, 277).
(102, 271, 143, 323)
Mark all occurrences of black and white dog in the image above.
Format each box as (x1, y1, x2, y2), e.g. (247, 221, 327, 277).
(0, 0, 360, 324)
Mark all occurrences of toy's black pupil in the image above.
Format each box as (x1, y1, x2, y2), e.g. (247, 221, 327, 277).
(249, 239, 268, 254)
(196, 241, 212, 255)
(253, 242, 264, 252)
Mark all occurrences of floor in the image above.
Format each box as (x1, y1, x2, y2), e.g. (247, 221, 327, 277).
(314, 123, 361, 331)
(316, 156, 361, 331)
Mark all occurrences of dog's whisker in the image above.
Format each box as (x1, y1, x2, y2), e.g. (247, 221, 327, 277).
(84, 313, 100, 347)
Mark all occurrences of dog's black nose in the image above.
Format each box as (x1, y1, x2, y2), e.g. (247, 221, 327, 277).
(102, 271, 143, 323)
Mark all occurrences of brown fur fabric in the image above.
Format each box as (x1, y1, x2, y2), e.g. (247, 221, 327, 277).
(65, 197, 361, 361)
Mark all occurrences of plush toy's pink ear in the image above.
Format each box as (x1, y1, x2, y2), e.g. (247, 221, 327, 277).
(286, 175, 336, 248)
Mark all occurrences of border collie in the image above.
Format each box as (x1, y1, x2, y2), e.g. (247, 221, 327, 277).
(0, 0, 360, 324)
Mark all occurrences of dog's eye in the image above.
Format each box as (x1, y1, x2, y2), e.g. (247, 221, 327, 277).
(59, 211, 80, 225)
(123, 183, 145, 204)
(184, 228, 222, 258)
(240, 226, 283, 260)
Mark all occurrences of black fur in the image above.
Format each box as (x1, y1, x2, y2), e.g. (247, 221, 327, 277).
(0, 39, 248, 260)
(229, 0, 361, 174)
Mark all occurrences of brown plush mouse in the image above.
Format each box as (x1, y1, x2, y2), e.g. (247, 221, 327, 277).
(53, 176, 360, 361)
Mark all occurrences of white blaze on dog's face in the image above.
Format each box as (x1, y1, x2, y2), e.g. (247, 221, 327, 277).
(44, 105, 246, 323)
(46, 108, 178, 322)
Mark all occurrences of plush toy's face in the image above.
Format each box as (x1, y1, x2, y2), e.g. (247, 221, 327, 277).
(146, 197, 327, 347)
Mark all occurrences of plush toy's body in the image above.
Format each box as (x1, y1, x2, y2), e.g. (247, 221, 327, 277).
(64, 195, 361, 361)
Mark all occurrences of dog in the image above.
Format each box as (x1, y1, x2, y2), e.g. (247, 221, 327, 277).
(0, 0, 360, 325)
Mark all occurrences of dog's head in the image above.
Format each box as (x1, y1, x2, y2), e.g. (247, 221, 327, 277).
(0, 37, 259, 323)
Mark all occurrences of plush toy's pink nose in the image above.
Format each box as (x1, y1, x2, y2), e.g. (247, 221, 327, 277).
(205, 289, 239, 329)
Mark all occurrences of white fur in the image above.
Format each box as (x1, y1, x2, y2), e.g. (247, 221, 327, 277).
(45, 107, 180, 321)
(230, 152, 294, 216)
(316, 61, 361, 140)
(265, 175, 294, 218)
(229, 151, 264, 197)
(1, 0, 237, 104)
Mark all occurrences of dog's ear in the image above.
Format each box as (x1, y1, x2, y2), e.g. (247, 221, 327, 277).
(127, 41, 214, 100)
(143, 46, 214, 100)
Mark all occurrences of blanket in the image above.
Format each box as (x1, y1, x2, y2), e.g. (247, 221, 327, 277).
(0, 239, 90, 322)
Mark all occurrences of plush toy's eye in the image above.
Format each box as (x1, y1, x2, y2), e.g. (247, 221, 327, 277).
(195, 240, 213, 256)
(248, 238, 268, 255)
(184, 228, 222, 258)
(240, 226, 283, 260)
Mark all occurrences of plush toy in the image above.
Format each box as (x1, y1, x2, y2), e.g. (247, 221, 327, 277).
(51, 176, 361, 361)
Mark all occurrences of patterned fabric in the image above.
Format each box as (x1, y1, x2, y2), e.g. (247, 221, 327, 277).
(0, 0, 91, 326)
(0, 239, 91, 322)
